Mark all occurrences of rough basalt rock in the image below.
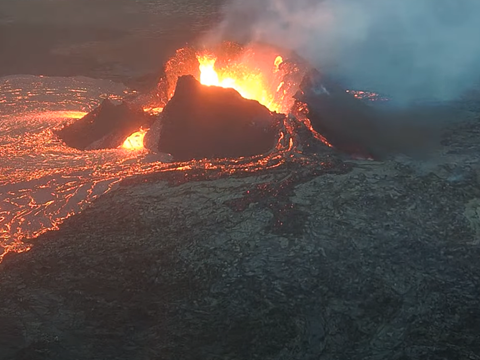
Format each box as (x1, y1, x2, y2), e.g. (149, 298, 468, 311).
(295, 69, 442, 159)
(156, 75, 278, 161)
(294, 69, 380, 158)
(56, 99, 156, 150)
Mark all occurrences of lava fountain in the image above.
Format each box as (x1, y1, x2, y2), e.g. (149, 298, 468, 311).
(195, 52, 285, 112)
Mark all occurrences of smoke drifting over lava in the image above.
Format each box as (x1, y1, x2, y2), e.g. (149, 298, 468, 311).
(208, 0, 480, 104)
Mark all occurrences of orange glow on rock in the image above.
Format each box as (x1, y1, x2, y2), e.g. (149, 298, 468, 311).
(121, 129, 147, 150)
(142, 106, 164, 115)
(274, 56, 283, 70)
(53, 111, 89, 119)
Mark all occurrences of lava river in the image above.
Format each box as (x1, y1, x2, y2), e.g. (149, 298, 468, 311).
(0, 73, 298, 259)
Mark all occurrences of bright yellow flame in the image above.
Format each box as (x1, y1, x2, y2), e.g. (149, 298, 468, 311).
(197, 55, 239, 90)
(198, 55, 221, 86)
(196, 53, 284, 112)
(121, 129, 147, 150)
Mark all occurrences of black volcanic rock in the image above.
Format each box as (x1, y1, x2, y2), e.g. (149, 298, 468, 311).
(294, 69, 381, 157)
(157, 75, 278, 161)
(56, 99, 156, 150)
(295, 70, 440, 159)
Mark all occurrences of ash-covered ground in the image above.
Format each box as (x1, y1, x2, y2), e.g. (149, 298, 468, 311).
(1, 1, 480, 359)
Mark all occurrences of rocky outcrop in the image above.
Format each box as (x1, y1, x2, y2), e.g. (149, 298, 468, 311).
(156, 75, 278, 161)
(295, 70, 444, 159)
(55, 99, 155, 150)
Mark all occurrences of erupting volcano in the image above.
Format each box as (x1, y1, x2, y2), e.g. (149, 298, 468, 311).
(0, 41, 380, 260)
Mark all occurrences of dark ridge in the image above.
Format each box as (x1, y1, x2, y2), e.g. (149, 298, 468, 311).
(55, 99, 156, 150)
(157, 75, 278, 161)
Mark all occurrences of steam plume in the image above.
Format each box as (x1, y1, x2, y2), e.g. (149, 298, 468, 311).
(207, 0, 480, 104)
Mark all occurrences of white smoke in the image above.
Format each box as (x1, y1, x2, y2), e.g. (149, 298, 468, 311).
(206, 0, 480, 104)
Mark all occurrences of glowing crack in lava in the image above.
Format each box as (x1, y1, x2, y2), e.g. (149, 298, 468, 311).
(121, 129, 147, 150)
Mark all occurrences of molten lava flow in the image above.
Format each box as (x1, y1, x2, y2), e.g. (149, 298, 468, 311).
(346, 90, 388, 102)
(196, 53, 284, 112)
(291, 101, 333, 148)
(46, 110, 89, 119)
(121, 129, 147, 150)
(142, 106, 164, 115)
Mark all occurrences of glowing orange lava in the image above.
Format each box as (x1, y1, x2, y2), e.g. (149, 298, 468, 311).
(196, 53, 284, 112)
(45, 110, 88, 119)
(121, 129, 147, 150)
(142, 106, 164, 115)
(274, 56, 283, 70)
(346, 89, 388, 102)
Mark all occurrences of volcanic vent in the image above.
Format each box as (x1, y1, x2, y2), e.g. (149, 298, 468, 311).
(57, 42, 327, 160)
(64, 41, 388, 162)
